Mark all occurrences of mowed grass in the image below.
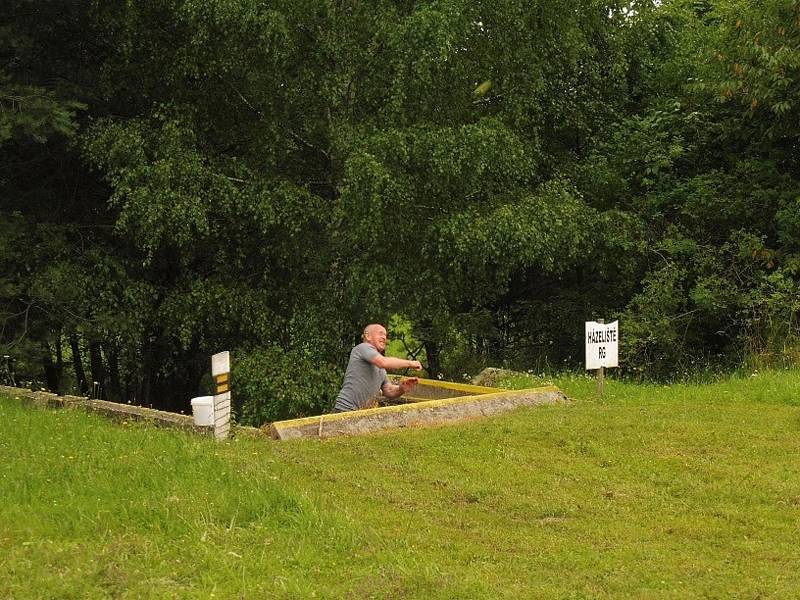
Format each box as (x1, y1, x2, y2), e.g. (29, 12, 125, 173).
(2, 370, 800, 598)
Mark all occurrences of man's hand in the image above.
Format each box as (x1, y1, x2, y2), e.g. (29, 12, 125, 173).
(381, 376, 420, 400)
(408, 360, 422, 370)
(399, 377, 419, 394)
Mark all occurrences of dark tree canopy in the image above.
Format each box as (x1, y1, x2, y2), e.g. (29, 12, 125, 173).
(2, 0, 798, 421)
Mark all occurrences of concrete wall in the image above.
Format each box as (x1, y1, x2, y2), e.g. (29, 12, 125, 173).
(0, 385, 262, 438)
(2, 379, 569, 442)
(394, 377, 500, 402)
(270, 385, 569, 440)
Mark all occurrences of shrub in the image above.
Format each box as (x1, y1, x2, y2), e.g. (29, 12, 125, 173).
(232, 346, 341, 426)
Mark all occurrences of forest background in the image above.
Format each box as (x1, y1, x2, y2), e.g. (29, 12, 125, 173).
(2, 0, 798, 425)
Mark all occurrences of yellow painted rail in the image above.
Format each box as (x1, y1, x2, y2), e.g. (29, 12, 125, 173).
(269, 384, 568, 440)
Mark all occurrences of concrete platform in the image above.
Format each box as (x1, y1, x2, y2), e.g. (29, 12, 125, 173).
(2, 379, 568, 442)
(0, 385, 263, 438)
(269, 380, 568, 440)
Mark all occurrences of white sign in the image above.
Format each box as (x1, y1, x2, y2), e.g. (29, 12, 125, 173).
(585, 321, 619, 370)
(211, 351, 230, 376)
(211, 351, 231, 440)
(213, 391, 231, 441)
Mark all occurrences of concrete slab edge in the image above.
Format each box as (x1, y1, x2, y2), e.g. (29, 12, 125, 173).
(0, 385, 263, 439)
(395, 377, 502, 395)
(269, 385, 569, 440)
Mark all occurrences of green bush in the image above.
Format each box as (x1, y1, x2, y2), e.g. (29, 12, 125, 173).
(232, 347, 341, 426)
(619, 227, 800, 380)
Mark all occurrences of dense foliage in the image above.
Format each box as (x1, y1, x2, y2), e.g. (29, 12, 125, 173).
(1, 0, 798, 422)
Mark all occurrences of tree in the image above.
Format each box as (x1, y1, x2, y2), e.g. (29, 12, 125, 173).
(588, 0, 800, 375)
(5, 0, 798, 420)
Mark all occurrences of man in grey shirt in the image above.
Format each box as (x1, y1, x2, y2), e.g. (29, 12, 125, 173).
(333, 323, 422, 412)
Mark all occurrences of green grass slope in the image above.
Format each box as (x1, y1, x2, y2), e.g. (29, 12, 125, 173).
(2, 370, 799, 598)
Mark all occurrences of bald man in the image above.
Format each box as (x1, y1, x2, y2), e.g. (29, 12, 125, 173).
(333, 323, 422, 412)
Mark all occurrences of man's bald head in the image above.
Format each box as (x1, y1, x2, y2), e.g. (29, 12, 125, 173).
(362, 323, 384, 339)
(362, 323, 388, 353)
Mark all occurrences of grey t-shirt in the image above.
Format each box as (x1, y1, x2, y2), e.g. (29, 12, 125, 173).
(333, 343, 388, 412)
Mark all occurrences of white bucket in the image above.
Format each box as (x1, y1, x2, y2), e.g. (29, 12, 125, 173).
(190, 396, 214, 426)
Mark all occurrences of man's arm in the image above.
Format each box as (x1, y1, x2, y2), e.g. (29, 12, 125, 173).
(381, 377, 420, 400)
(370, 355, 422, 371)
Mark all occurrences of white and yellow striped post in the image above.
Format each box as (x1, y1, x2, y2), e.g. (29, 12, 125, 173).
(211, 351, 231, 440)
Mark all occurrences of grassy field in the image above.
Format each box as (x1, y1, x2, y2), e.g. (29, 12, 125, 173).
(2, 370, 800, 598)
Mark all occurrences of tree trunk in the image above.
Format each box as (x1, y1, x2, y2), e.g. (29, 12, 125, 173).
(69, 333, 88, 395)
(424, 339, 442, 379)
(41, 340, 61, 392)
(88, 340, 106, 399)
(106, 342, 121, 401)
(141, 339, 153, 407)
(55, 333, 64, 390)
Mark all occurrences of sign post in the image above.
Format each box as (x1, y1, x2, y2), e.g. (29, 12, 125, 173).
(585, 320, 619, 397)
(596, 319, 605, 396)
(211, 351, 231, 441)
